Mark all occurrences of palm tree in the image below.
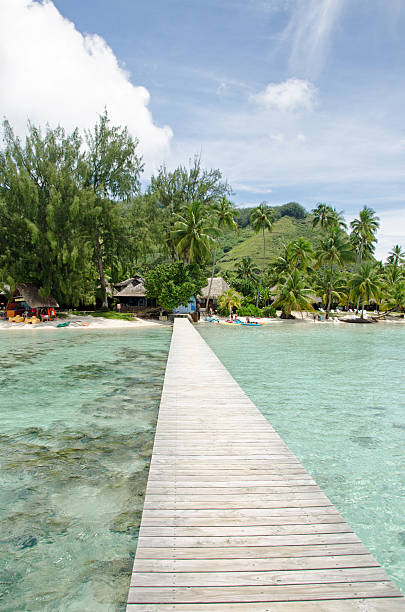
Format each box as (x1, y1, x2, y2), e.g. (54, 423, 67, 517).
(205, 198, 238, 311)
(250, 203, 273, 307)
(380, 264, 405, 314)
(350, 206, 380, 263)
(272, 270, 314, 319)
(317, 228, 354, 319)
(272, 244, 293, 279)
(171, 200, 219, 264)
(288, 238, 314, 272)
(316, 272, 351, 311)
(387, 244, 405, 267)
(381, 279, 405, 314)
(350, 263, 381, 318)
(218, 288, 242, 316)
(234, 256, 260, 283)
(312, 204, 347, 232)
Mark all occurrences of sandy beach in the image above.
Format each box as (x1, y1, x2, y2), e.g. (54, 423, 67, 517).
(2, 312, 404, 331)
(199, 312, 405, 325)
(0, 313, 166, 331)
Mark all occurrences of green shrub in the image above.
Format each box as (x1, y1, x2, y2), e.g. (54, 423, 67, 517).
(217, 304, 229, 316)
(237, 304, 263, 317)
(261, 305, 277, 318)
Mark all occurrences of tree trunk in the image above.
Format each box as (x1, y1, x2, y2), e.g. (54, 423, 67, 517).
(95, 230, 108, 309)
(356, 246, 363, 314)
(256, 228, 265, 307)
(326, 263, 333, 319)
(361, 301, 365, 319)
(205, 249, 216, 313)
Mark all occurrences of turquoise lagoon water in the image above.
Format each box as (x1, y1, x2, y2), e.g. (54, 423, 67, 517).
(0, 327, 170, 611)
(199, 321, 405, 594)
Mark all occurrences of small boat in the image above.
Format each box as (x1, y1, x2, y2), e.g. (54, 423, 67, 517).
(240, 321, 263, 326)
(56, 321, 70, 328)
(222, 319, 263, 327)
(204, 317, 220, 323)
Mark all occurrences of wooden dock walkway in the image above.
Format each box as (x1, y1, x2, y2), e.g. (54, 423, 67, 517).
(127, 318, 405, 611)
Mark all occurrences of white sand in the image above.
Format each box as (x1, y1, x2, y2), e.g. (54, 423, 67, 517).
(0, 314, 166, 331)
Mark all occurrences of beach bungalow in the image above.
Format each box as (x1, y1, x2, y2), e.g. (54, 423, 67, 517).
(113, 276, 156, 311)
(173, 297, 197, 315)
(6, 283, 59, 320)
(199, 277, 230, 312)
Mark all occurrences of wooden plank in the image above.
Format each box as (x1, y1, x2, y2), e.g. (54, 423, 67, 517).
(128, 602, 405, 611)
(127, 319, 404, 609)
(139, 524, 352, 537)
(128, 599, 405, 611)
(150, 465, 306, 481)
(132, 554, 380, 574)
(146, 479, 317, 486)
(144, 493, 329, 502)
(140, 507, 342, 518)
(135, 544, 374, 560)
(140, 515, 346, 528)
(137, 533, 362, 549)
(128, 582, 401, 604)
(145, 486, 322, 495)
(131, 567, 389, 587)
(147, 472, 319, 480)
(143, 499, 334, 510)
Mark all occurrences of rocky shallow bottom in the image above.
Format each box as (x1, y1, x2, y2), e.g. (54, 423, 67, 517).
(0, 328, 170, 611)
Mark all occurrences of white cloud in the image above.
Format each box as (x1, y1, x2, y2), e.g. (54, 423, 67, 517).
(270, 133, 285, 143)
(282, 0, 345, 78)
(251, 78, 317, 112)
(296, 133, 306, 142)
(0, 0, 172, 168)
(232, 182, 273, 194)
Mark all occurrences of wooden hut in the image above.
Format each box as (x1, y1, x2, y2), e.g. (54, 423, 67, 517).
(113, 277, 156, 311)
(199, 277, 230, 311)
(7, 283, 59, 320)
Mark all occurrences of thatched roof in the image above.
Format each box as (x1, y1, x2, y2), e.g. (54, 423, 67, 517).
(199, 277, 231, 299)
(12, 283, 59, 308)
(114, 277, 146, 298)
(114, 276, 143, 289)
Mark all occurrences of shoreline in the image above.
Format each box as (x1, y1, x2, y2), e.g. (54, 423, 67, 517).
(1, 312, 404, 331)
(0, 314, 168, 331)
(200, 312, 405, 325)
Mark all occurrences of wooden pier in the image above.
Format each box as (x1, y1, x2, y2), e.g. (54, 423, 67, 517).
(127, 318, 404, 610)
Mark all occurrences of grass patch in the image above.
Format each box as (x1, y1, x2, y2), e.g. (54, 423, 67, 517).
(67, 310, 137, 321)
(90, 311, 137, 321)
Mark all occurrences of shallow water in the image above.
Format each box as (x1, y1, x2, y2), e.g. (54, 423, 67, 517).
(199, 321, 405, 593)
(0, 328, 170, 611)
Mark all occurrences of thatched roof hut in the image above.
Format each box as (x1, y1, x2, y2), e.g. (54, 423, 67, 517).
(11, 283, 59, 308)
(199, 277, 230, 300)
(114, 276, 146, 298)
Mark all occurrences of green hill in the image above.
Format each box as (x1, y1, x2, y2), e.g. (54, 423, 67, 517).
(217, 216, 322, 272)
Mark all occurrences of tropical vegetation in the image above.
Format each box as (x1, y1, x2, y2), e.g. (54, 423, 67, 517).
(1, 114, 404, 319)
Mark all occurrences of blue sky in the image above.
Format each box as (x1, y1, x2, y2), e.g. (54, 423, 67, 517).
(1, 0, 405, 258)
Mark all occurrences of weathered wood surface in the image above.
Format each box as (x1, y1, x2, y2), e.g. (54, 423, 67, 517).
(127, 318, 404, 610)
